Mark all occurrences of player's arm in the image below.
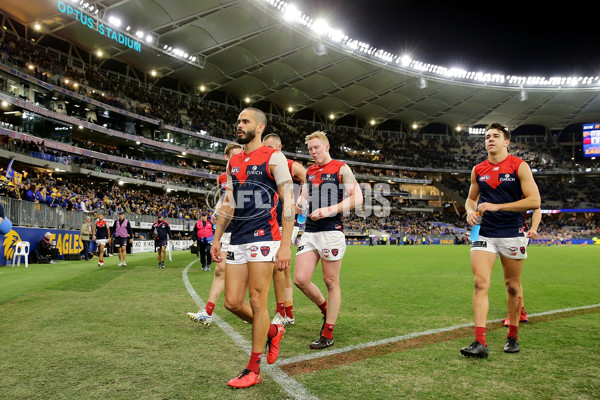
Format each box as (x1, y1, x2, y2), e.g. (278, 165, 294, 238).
(211, 175, 223, 224)
(270, 151, 294, 270)
(527, 208, 541, 239)
(478, 162, 541, 213)
(465, 167, 480, 226)
(311, 164, 363, 219)
(291, 161, 306, 184)
(211, 164, 234, 262)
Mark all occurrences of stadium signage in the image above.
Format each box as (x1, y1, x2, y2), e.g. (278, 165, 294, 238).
(56, 1, 142, 53)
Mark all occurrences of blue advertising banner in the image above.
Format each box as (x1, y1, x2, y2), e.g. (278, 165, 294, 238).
(1, 227, 83, 265)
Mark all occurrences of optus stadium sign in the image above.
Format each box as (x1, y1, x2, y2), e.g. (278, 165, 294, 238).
(56, 1, 142, 53)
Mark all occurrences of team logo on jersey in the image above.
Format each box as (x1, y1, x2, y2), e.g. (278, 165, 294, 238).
(250, 245, 258, 252)
(331, 249, 339, 256)
(260, 246, 270, 256)
(322, 249, 330, 257)
(254, 229, 265, 236)
(308, 174, 316, 181)
(231, 167, 240, 175)
(244, 157, 250, 162)
(493, 167, 499, 171)
(499, 173, 515, 182)
(509, 246, 518, 252)
(520, 246, 526, 254)
(478, 175, 491, 182)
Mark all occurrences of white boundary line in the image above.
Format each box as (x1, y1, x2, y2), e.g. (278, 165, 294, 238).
(277, 303, 600, 367)
(182, 261, 319, 400)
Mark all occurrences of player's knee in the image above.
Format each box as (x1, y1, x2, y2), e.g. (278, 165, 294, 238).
(473, 277, 490, 292)
(504, 280, 520, 296)
(294, 275, 308, 289)
(224, 298, 242, 313)
(323, 276, 338, 290)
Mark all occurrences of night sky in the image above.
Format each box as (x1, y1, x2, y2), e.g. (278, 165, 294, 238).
(298, 0, 600, 77)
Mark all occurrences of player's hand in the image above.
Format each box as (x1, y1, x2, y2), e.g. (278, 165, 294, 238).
(275, 245, 291, 271)
(477, 202, 499, 213)
(526, 229, 539, 239)
(309, 206, 335, 220)
(210, 214, 217, 225)
(211, 242, 222, 262)
(466, 211, 480, 226)
(295, 198, 307, 215)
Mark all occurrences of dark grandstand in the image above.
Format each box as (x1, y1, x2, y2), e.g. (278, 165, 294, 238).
(0, 3, 598, 246)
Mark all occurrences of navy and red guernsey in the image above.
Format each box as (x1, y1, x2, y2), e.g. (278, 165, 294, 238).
(475, 155, 528, 238)
(94, 220, 109, 239)
(276, 159, 302, 227)
(305, 159, 346, 233)
(218, 172, 236, 234)
(228, 145, 281, 245)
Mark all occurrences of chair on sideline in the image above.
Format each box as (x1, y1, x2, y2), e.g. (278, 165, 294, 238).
(12, 241, 30, 268)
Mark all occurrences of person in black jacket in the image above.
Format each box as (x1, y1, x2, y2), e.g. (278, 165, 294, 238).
(38, 232, 59, 263)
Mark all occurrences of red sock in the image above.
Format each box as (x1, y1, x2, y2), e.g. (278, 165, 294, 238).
(268, 324, 278, 338)
(276, 302, 285, 317)
(475, 326, 487, 346)
(285, 305, 294, 319)
(205, 302, 215, 316)
(246, 352, 262, 373)
(318, 300, 327, 317)
(322, 323, 335, 339)
(508, 325, 519, 340)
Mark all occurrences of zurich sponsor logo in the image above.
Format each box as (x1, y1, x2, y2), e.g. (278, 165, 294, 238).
(499, 173, 516, 182)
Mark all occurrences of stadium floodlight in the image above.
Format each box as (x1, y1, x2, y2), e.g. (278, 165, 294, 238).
(329, 113, 335, 120)
(245, 97, 251, 103)
(311, 19, 329, 36)
(34, 23, 41, 31)
(145, 35, 154, 44)
(199, 85, 206, 92)
(282, 4, 302, 22)
(136, 31, 144, 39)
(370, 119, 376, 126)
(96, 50, 103, 57)
(150, 70, 157, 77)
(417, 76, 428, 89)
(108, 16, 121, 27)
(287, 106, 293, 112)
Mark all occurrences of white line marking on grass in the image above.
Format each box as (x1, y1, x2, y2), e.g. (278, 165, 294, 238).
(182, 261, 319, 400)
(277, 303, 600, 367)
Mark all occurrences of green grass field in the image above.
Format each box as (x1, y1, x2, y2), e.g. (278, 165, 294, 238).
(0, 245, 598, 400)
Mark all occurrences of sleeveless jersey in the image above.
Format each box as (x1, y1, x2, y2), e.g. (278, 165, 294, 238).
(228, 146, 281, 245)
(218, 172, 236, 234)
(276, 159, 302, 226)
(475, 155, 528, 238)
(304, 159, 346, 233)
(94, 220, 109, 239)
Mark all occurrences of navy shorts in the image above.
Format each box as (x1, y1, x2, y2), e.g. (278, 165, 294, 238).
(114, 237, 128, 248)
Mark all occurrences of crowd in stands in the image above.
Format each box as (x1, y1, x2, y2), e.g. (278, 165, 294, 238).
(4, 34, 600, 173)
(1, 34, 600, 241)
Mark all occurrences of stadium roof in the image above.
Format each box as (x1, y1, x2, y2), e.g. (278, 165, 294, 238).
(3, 0, 600, 133)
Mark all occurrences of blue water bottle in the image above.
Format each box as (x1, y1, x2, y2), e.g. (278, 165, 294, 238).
(470, 212, 480, 242)
(297, 212, 306, 225)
